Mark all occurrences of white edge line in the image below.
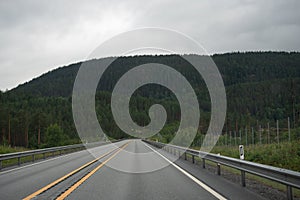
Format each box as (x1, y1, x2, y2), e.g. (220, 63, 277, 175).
(143, 142, 227, 200)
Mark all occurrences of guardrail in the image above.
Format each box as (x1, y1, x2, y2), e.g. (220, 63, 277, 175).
(0, 140, 118, 170)
(143, 140, 300, 200)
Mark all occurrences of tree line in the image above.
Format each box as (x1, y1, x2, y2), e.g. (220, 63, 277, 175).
(0, 52, 299, 148)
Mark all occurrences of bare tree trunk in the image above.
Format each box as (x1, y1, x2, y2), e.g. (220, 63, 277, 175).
(288, 117, 291, 142)
(276, 120, 279, 144)
(8, 116, 10, 145)
(38, 124, 41, 145)
(14, 133, 16, 147)
(2, 127, 5, 144)
(291, 79, 296, 128)
(25, 126, 28, 148)
(293, 103, 296, 128)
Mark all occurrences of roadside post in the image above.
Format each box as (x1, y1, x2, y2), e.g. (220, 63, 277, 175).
(217, 153, 221, 175)
(239, 145, 246, 187)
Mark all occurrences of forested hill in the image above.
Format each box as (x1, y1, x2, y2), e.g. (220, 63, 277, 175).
(1, 52, 300, 148)
(9, 52, 300, 97)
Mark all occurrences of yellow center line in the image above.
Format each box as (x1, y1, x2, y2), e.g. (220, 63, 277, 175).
(56, 142, 130, 200)
(23, 142, 128, 200)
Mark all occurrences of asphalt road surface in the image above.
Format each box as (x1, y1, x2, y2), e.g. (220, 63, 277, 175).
(0, 140, 266, 200)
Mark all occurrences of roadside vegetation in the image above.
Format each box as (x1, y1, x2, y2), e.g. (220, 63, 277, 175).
(210, 140, 300, 171)
(1, 53, 300, 171)
(0, 145, 28, 154)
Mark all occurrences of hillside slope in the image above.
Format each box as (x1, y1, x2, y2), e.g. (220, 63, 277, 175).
(1, 52, 300, 148)
(9, 52, 300, 97)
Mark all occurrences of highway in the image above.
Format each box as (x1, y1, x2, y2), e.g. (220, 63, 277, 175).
(0, 140, 266, 200)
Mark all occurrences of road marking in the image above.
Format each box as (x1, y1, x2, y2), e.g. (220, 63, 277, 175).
(143, 142, 227, 200)
(23, 142, 128, 200)
(55, 142, 130, 200)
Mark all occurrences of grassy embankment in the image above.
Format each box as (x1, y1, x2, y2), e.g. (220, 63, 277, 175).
(0, 145, 28, 154)
(190, 140, 300, 197)
(0, 145, 78, 168)
(210, 140, 300, 171)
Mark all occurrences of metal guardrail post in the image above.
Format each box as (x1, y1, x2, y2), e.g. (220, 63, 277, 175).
(287, 185, 293, 200)
(241, 171, 246, 187)
(143, 139, 300, 195)
(184, 152, 187, 160)
(217, 163, 221, 175)
(0, 142, 109, 170)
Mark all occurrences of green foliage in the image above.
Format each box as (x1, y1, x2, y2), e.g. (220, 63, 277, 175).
(0, 146, 28, 154)
(44, 124, 68, 147)
(0, 52, 300, 150)
(210, 140, 300, 171)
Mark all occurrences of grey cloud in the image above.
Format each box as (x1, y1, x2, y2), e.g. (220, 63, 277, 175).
(0, 0, 299, 90)
(132, 0, 300, 53)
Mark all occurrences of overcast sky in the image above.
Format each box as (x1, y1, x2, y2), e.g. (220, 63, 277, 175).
(0, 0, 300, 90)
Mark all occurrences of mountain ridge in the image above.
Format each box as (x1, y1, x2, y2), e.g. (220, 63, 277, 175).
(8, 51, 300, 97)
(1, 51, 299, 147)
